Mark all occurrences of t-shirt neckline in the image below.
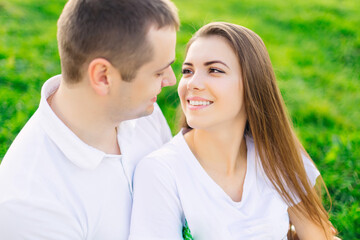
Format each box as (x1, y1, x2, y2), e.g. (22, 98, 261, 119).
(177, 129, 254, 208)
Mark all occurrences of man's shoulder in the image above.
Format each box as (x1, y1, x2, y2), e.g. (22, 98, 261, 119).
(2, 110, 45, 161)
(0, 110, 60, 197)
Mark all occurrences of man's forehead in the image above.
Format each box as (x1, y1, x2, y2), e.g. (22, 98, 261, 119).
(155, 59, 175, 73)
(143, 26, 176, 71)
(146, 25, 177, 46)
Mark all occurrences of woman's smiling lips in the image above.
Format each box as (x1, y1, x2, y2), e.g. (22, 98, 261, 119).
(186, 96, 214, 110)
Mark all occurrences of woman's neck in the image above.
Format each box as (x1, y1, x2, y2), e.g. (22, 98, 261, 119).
(184, 122, 247, 176)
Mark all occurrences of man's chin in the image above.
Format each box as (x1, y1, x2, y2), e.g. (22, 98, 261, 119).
(119, 104, 155, 122)
(136, 104, 155, 119)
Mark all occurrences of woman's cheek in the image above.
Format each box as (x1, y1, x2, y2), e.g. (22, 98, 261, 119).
(177, 79, 187, 103)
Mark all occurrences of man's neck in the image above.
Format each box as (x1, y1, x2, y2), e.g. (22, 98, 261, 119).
(49, 81, 121, 155)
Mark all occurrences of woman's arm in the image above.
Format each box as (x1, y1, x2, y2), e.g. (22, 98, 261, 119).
(129, 157, 184, 240)
(288, 202, 340, 240)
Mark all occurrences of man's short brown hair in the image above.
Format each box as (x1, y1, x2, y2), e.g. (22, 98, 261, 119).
(57, 0, 179, 83)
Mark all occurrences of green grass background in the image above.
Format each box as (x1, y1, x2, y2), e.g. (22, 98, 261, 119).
(0, 0, 359, 238)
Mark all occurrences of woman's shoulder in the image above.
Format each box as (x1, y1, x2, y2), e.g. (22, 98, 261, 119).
(150, 130, 188, 158)
(135, 131, 190, 175)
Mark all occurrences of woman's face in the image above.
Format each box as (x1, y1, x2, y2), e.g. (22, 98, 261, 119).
(178, 35, 246, 130)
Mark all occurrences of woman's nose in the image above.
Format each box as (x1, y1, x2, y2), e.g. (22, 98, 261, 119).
(187, 72, 205, 91)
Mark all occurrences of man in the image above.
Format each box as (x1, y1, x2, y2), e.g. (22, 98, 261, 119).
(0, 0, 179, 239)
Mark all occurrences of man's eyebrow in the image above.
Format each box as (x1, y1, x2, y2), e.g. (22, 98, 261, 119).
(155, 60, 175, 72)
(204, 60, 229, 69)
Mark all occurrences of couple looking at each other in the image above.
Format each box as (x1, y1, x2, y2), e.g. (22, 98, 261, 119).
(0, 0, 338, 239)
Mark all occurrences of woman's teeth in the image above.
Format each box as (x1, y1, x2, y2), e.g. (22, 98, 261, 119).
(189, 100, 212, 106)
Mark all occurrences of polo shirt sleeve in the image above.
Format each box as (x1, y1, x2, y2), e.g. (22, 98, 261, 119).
(0, 198, 83, 239)
(153, 103, 172, 144)
(129, 156, 183, 240)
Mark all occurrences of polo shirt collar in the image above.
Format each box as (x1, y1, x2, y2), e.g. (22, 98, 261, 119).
(38, 75, 107, 170)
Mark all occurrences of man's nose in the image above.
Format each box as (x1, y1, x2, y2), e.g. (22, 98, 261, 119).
(161, 66, 176, 87)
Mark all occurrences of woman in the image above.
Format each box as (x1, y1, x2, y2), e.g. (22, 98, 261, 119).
(129, 22, 337, 240)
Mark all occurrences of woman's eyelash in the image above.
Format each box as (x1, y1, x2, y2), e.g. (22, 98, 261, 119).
(209, 68, 225, 73)
(181, 68, 225, 74)
(182, 69, 192, 74)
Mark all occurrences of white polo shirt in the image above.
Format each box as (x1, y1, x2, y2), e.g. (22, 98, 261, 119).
(129, 130, 320, 240)
(0, 75, 172, 240)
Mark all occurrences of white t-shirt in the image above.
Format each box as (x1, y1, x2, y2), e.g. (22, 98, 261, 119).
(0, 75, 172, 240)
(129, 130, 320, 240)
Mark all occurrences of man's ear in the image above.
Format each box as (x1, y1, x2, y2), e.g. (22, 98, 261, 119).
(88, 58, 117, 96)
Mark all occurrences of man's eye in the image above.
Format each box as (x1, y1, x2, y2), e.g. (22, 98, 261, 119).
(156, 72, 164, 77)
(209, 68, 225, 74)
(182, 69, 192, 74)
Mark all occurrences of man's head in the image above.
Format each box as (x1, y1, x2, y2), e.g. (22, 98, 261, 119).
(56, 0, 179, 121)
(57, 0, 179, 83)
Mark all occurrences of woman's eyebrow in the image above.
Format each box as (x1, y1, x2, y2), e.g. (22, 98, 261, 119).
(204, 60, 229, 69)
(183, 61, 229, 69)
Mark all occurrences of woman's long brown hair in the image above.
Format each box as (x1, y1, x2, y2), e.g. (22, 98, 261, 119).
(179, 22, 335, 238)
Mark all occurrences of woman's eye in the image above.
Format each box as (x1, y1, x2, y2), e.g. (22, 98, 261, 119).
(209, 68, 225, 74)
(182, 69, 192, 74)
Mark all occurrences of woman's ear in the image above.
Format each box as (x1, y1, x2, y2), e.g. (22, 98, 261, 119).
(87, 58, 115, 96)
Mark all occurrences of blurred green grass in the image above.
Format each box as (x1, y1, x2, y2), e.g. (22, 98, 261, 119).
(0, 0, 359, 238)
